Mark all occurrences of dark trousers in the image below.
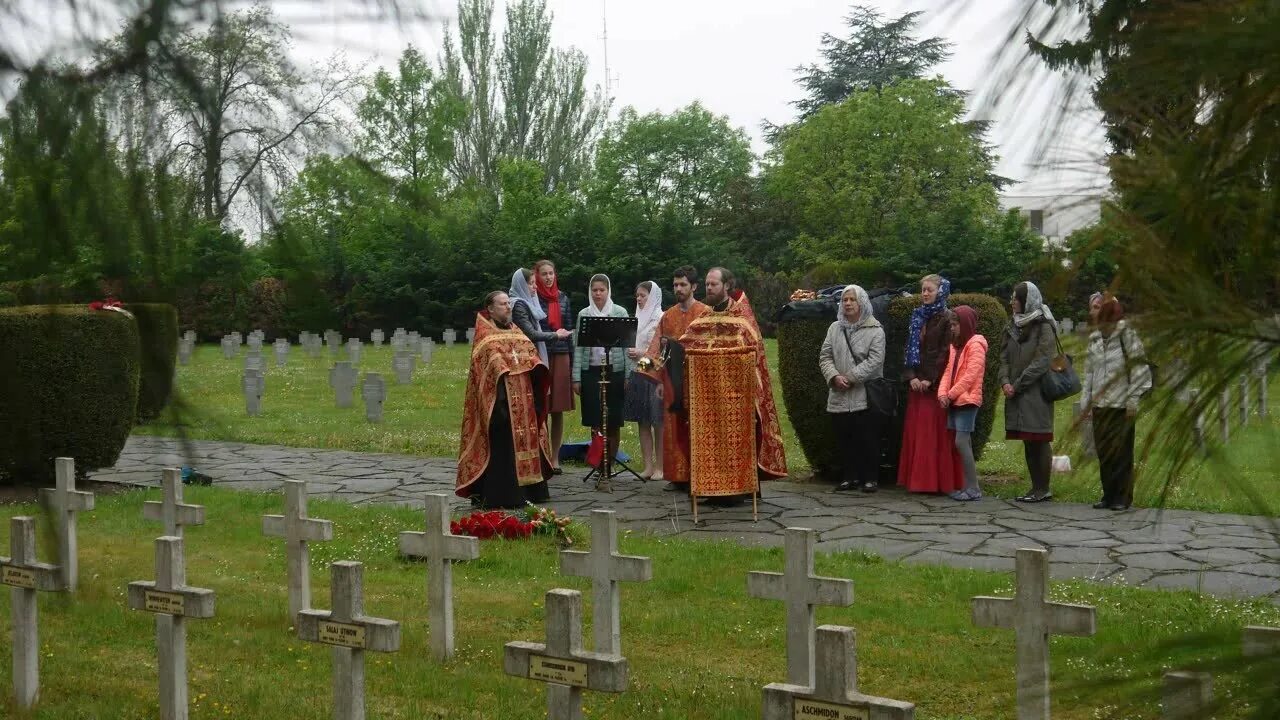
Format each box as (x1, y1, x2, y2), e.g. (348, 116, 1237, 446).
(1092, 407, 1136, 506)
(1023, 440, 1052, 494)
(831, 410, 882, 487)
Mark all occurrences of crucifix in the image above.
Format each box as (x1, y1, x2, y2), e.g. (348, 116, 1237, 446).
(263, 480, 334, 619)
(127, 536, 216, 720)
(971, 548, 1097, 720)
(763, 625, 915, 720)
(2, 516, 64, 709)
(504, 588, 629, 720)
(40, 456, 95, 591)
(297, 561, 401, 720)
(398, 493, 479, 661)
(559, 509, 652, 655)
(748, 527, 854, 688)
(143, 468, 206, 538)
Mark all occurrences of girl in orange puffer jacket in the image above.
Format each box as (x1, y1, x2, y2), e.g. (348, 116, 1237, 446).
(937, 306, 988, 501)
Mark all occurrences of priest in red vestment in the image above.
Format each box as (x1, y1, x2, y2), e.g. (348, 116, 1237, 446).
(456, 291, 553, 508)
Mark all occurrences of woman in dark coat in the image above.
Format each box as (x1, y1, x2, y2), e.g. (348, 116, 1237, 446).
(999, 281, 1059, 502)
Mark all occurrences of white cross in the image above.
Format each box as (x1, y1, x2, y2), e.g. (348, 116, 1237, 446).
(1243, 625, 1280, 657)
(504, 588, 629, 720)
(126, 536, 216, 720)
(297, 562, 401, 720)
(398, 494, 479, 661)
(971, 548, 1097, 720)
(263, 480, 334, 619)
(763, 625, 914, 720)
(1, 516, 63, 708)
(143, 468, 206, 537)
(39, 456, 94, 591)
(560, 509, 652, 655)
(748, 527, 854, 687)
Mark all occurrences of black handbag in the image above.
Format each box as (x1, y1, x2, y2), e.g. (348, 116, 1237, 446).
(842, 328, 897, 417)
(1040, 324, 1082, 402)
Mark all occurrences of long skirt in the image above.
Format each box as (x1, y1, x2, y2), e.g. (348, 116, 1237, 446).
(896, 390, 963, 494)
(623, 376, 664, 425)
(579, 366, 624, 429)
(547, 353, 575, 413)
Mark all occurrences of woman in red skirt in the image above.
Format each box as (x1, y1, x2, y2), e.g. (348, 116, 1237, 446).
(897, 274, 963, 494)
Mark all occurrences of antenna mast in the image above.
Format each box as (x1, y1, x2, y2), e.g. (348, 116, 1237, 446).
(602, 0, 617, 95)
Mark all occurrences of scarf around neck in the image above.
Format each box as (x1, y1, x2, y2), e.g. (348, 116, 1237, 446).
(905, 277, 951, 368)
(536, 270, 563, 330)
(1013, 281, 1057, 331)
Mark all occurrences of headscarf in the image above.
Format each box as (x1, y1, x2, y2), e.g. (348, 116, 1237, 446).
(951, 305, 978, 347)
(904, 276, 951, 368)
(584, 274, 616, 365)
(1013, 281, 1058, 330)
(836, 284, 874, 330)
(534, 263, 563, 330)
(509, 268, 548, 364)
(634, 280, 662, 351)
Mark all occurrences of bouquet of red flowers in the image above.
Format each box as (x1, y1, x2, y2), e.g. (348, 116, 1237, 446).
(449, 504, 575, 545)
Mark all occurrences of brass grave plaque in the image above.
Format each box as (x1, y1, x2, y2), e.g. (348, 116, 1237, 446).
(529, 655, 588, 687)
(318, 621, 367, 649)
(1, 565, 36, 589)
(794, 698, 870, 720)
(144, 590, 186, 615)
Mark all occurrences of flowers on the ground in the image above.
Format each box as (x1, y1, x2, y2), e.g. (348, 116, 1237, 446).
(450, 504, 574, 545)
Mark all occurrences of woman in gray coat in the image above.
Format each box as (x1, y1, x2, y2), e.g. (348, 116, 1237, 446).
(999, 281, 1059, 502)
(819, 285, 887, 492)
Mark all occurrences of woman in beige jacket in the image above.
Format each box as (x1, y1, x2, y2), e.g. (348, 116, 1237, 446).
(818, 285, 887, 492)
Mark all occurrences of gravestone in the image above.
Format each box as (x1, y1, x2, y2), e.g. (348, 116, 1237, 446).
(247, 334, 262, 352)
(127, 536, 215, 720)
(263, 480, 334, 619)
(297, 562, 401, 720)
(143, 468, 207, 537)
(393, 352, 414, 385)
(274, 339, 290, 367)
(370, 329, 384, 347)
(398, 494, 479, 661)
(307, 335, 324, 359)
(560, 509, 652, 655)
(748, 527, 854, 687)
(466, 327, 475, 343)
(40, 457, 95, 591)
(183, 330, 196, 344)
(504, 589, 629, 720)
(243, 369, 265, 417)
(1060, 318, 1074, 334)
(420, 339, 434, 365)
(299, 331, 312, 346)
(971, 548, 1097, 720)
(221, 336, 236, 359)
(407, 331, 420, 346)
(1242, 625, 1280, 657)
(244, 350, 265, 373)
(178, 341, 193, 366)
(1, 516, 64, 709)
(763, 626, 914, 720)
(443, 329, 456, 348)
(361, 373, 386, 423)
(346, 338, 362, 365)
(326, 331, 342, 357)
(1162, 671, 1211, 720)
(230, 331, 243, 346)
(330, 362, 357, 408)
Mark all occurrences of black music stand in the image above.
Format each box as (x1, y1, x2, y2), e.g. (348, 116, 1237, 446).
(577, 315, 645, 487)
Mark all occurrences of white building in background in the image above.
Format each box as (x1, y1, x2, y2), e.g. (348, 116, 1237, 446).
(999, 193, 1106, 249)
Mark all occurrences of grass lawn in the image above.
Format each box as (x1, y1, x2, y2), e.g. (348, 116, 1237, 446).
(138, 340, 1280, 517)
(2, 488, 1278, 719)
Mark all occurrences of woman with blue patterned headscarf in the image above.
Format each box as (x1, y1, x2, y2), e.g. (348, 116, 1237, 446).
(896, 274, 965, 494)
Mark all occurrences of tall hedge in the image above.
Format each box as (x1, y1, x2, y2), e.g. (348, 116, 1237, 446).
(778, 292, 1007, 481)
(0, 305, 140, 484)
(127, 303, 179, 420)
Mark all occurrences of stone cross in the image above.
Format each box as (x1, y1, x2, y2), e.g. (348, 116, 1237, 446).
(1243, 625, 1280, 657)
(274, 339, 290, 367)
(1162, 671, 1212, 720)
(330, 361, 357, 408)
(763, 625, 914, 720)
(466, 327, 476, 343)
(308, 336, 324, 359)
(971, 548, 1097, 720)
(263, 480, 334, 619)
(230, 331, 243, 346)
(407, 330, 420, 346)
(1060, 318, 1074, 334)
(244, 350, 264, 373)
(2, 516, 64, 709)
(346, 338, 362, 365)
(370, 329, 384, 346)
(39, 456, 94, 591)
(504, 588, 629, 720)
(361, 373, 386, 423)
(243, 369, 265, 416)
(247, 335, 262, 353)
(327, 331, 343, 357)
(183, 330, 196, 343)
(393, 351, 415, 385)
(178, 341, 193, 366)
(221, 336, 236, 359)
(398, 493, 479, 661)
(748, 527, 854, 688)
(127, 536, 216, 720)
(443, 329, 456, 347)
(297, 562, 401, 720)
(143, 468, 206, 538)
(420, 339, 434, 364)
(560, 509, 652, 655)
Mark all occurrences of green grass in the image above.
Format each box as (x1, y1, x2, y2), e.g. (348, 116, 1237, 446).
(138, 340, 1279, 517)
(2, 489, 1278, 719)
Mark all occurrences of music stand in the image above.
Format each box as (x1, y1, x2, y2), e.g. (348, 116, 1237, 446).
(577, 316, 645, 487)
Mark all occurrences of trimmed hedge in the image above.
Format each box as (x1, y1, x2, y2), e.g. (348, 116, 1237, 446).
(0, 305, 140, 484)
(127, 303, 179, 420)
(778, 292, 1007, 481)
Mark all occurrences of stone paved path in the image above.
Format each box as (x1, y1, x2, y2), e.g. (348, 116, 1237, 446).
(94, 436, 1280, 602)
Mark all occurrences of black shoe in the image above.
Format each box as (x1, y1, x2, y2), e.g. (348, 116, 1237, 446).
(1092, 501, 1109, 510)
(1109, 503, 1130, 511)
(662, 482, 687, 493)
(860, 482, 878, 493)
(551, 467, 564, 476)
(1016, 492, 1053, 503)
(834, 481, 856, 492)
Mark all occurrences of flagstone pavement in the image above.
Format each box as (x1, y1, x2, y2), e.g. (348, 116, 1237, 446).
(93, 436, 1280, 603)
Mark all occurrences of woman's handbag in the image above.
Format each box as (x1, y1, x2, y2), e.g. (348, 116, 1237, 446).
(843, 329, 897, 417)
(1040, 326, 1082, 402)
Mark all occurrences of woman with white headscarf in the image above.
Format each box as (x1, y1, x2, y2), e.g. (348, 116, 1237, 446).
(818, 285, 886, 492)
(999, 280, 1059, 502)
(510, 268, 571, 365)
(623, 281, 664, 479)
(573, 274, 631, 463)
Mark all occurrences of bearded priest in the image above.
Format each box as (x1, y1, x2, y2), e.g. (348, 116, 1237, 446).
(455, 291, 554, 508)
